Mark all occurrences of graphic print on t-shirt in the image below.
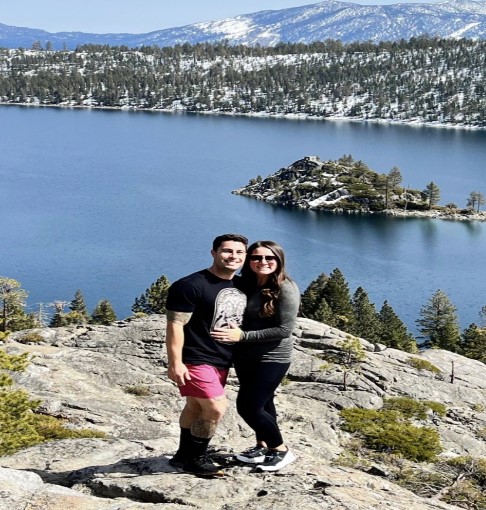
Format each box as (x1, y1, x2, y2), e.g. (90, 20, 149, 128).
(211, 288, 246, 330)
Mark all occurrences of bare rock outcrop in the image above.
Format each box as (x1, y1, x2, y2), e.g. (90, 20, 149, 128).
(2, 315, 486, 509)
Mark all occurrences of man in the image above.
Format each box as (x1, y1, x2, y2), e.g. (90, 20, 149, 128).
(165, 233, 248, 475)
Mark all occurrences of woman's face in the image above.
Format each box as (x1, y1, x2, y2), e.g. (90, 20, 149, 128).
(248, 246, 279, 278)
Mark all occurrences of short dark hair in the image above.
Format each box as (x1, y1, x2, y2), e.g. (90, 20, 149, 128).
(212, 233, 248, 251)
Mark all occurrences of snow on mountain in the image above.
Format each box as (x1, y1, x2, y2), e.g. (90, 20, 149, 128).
(1, 0, 486, 50)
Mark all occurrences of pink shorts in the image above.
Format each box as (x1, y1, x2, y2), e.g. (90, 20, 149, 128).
(179, 364, 229, 399)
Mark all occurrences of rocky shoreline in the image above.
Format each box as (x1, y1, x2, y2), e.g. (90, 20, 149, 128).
(233, 155, 486, 223)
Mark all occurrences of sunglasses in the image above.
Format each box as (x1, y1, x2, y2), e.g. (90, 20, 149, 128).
(249, 255, 277, 262)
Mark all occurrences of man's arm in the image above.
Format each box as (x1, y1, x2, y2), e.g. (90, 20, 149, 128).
(166, 310, 192, 386)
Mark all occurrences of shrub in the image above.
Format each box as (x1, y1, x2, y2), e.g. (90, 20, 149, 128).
(1, 348, 104, 456)
(124, 385, 151, 396)
(33, 414, 106, 441)
(16, 332, 44, 344)
(340, 407, 442, 462)
(407, 357, 441, 374)
(383, 397, 446, 419)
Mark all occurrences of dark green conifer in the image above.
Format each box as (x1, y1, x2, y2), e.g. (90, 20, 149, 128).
(416, 290, 460, 351)
(90, 300, 117, 325)
(68, 289, 90, 323)
(460, 324, 486, 363)
(131, 275, 170, 315)
(351, 287, 381, 343)
(300, 273, 328, 319)
(378, 301, 417, 352)
(321, 268, 354, 331)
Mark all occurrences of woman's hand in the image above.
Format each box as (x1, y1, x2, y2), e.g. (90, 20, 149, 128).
(211, 324, 242, 343)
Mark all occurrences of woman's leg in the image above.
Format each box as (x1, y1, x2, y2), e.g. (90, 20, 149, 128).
(234, 361, 290, 449)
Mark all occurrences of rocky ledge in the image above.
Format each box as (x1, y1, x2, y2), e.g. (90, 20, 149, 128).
(2, 315, 486, 509)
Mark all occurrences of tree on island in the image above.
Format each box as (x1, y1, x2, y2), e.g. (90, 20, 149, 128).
(422, 182, 441, 209)
(416, 290, 460, 351)
(467, 191, 485, 212)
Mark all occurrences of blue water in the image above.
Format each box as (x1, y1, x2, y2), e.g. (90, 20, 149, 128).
(1, 106, 485, 334)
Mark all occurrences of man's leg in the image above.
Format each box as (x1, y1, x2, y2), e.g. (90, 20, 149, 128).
(171, 398, 202, 464)
(188, 394, 228, 457)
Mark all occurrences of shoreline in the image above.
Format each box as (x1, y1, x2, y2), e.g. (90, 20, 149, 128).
(1, 101, 485, 131)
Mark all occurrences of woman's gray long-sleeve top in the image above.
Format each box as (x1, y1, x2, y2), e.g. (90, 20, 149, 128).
(232, 278, 300, 364)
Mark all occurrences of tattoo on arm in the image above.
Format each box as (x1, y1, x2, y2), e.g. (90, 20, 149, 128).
(191, 419, 218, 439)
(167, 310, 192, 325)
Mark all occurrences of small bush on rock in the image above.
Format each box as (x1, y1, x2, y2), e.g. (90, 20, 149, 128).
(407, 357, 441, 374)
(383, 397, 446, 420)
(16, 332, 44, 344)
(340, 407, 442, 462)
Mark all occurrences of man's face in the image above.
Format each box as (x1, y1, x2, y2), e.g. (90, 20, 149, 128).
(211, 240, 247, 273)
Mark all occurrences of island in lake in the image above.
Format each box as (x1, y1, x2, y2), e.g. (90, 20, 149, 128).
(233, 155, 486, 222)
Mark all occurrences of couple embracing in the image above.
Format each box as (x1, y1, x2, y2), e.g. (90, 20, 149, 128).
(165, 233, 300, 476)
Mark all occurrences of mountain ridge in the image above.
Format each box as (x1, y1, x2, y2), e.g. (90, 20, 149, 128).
(1, 0, 486, 49)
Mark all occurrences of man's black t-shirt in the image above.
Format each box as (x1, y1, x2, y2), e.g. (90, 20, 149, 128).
(165, 269, 246, 369)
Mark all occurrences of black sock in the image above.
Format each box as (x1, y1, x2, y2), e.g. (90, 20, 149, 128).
(190, 435, 211, 458)
(173, 427, 193, 460)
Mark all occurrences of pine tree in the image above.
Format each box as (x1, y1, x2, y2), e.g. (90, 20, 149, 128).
(0, 349, 42, 455)
(351, 287, 381, 343)
(90, 300, 117, 325)
(321, 268, 354, 331)
(377, 301, 417, 352)
(68, 289, 90, 323)
(460, 323, 486, 363)
(0, 277, 34, 334)
(300, 273, 328, 319)
(131, 275, 170, 315)
(423, 181, 441, 209)
(416, 290, 460, 351)
(49, 301, 69, 328)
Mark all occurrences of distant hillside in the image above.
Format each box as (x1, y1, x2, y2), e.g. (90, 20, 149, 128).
(1, 38, 485, 128)
(1, 0, 486, 50)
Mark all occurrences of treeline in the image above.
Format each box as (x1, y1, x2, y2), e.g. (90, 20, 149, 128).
(2, 272, 485, 364)
(0, 36, 485, 127)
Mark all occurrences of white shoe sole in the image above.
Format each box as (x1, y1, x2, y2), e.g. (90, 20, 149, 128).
(236, 454, 266, 464)
(256, 450, 296, 471)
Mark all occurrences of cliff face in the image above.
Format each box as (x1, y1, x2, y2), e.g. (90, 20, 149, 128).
(2, 315, 486, 509)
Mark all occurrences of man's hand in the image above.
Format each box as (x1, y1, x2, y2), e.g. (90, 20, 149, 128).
(168, 361, 192, 386)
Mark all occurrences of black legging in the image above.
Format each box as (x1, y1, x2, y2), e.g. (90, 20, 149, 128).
(234, 361, 290, 449)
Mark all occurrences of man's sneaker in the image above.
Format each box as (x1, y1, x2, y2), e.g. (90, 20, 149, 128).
(182, 454, 224, 476)
(256, 448, 296, 472)
(168, 453, 187, 470)
(236, 445, 268, 464)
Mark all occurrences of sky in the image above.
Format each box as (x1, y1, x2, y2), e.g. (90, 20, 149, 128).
(2, 0, 443, 34)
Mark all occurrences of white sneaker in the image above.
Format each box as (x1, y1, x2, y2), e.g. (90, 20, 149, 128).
(236, 445, 268, 464)
(256, 448, 296, 471)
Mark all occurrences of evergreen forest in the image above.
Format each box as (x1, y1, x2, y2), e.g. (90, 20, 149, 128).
(0, 37, 485, 127)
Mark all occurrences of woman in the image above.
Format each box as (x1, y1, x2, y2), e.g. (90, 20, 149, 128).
(211, 240, 300, 472)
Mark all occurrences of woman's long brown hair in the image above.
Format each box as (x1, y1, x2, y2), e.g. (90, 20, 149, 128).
(241, 240, 290, 317)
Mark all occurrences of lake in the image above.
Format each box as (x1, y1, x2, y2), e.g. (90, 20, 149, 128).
(1, 105, 485, 334)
